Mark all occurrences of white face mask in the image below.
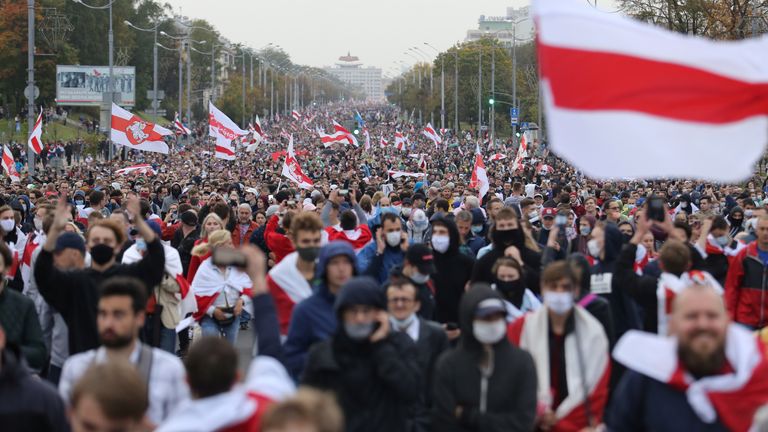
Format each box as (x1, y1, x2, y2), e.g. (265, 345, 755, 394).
(410, 271, 430, 284)
(390, 313, 416, 331)
(34, 217, 43, 232)
(0, 219, 15, 233)
(431, 234, 450, 253)
(543, 291, 574, 315)
(473, 319, 507, 345)
(385, 231, 402, 248)
(587, 239, 601, 258)
(402, 208, 412, 218)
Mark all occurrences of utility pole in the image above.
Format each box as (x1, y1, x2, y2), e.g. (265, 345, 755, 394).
(27, 0, 35, 175)
(454, 49, 458, 133)
(186, 36, 192, 123)
(490, 44, 495, 146)
(242, 49, 246, 128)
(477, 47, 482, 139)
(178, 41, 183, 122)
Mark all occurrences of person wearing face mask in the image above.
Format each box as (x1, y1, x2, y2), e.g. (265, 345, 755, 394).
(472, 207, 543, 295)
(267, 213, 323, 336)
(358, 213, 408, 284)
(161, 183, 182, 217)
(400, 197, 414, 225)
(407, 209, 430, 244)
(430, 217, 474, 324)
(700, 216, 737, 286)
(508, 261, 610, 431)
(391, 243, 437, 320)
(35, 197, 166, 355)
(727, 206, 745, 238)
(492, 257, 541, 321)
(386, 278, 448, 432)
(302, 276, 421, 432)
(432, 284, 537, 432)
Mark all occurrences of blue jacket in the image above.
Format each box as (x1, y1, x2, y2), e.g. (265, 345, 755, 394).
(606, 370, 728, 432)
(357, 241, 405, 284)
(283, 241, 356, 379)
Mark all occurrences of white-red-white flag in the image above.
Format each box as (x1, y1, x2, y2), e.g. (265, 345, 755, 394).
(291, 110, 302, 121)
(174, 112, 192, 136)
(215, 135, 236, 160)
(28, 110, 43, 155)
(317, 128, 348, 148)
(282, 135, 314, 189)
(490, 153, 507, 161)
(513, 134, 529, 171)
(115, 164, 157, 176)
(2, 145, 19, 183)
(251, 116, 264, 139)
(422, 122, 442, 147)
(209, 102, 248, 140)
(470, 144, 489, 199)
(537, 163, 554, 175)
(418, 154, 427, 171)
(111, 103, 172, 154)
(333, 120, 359, 147)
(535, 0, 768, 182)
(395, 131, 406, 151)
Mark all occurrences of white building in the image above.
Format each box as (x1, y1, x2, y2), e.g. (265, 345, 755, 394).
(465, 6, 534, 48)
(323, 53, 383, 100)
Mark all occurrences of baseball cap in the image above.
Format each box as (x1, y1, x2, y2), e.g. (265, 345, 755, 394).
(406, 243, 436, 275)
(54, 232, 85, 255)
(475, 298, 507, 318)
(534, 193, 543, 199)
(541, 207, 557, 219)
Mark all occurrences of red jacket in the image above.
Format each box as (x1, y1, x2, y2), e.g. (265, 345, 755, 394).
(326, 225, 373, 251)
(725, 241, 768, 328)
(232, 221, 259, 247)
(162, 221, 181, 242)
(265, 215, 294, 264)
(186, 238, 210, 284)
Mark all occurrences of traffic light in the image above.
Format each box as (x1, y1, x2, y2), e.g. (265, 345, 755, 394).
(515, 131, 521, 138)
(488, 98, 495, 105)
(353, 129, 359, 135)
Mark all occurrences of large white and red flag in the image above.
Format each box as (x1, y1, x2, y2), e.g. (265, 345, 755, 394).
(490, 153, 507, 161)
(28, 110, 43, 155)
(111, 104, 172, 154)
(513, 133, 528, 171)
(282, 135, 314, 189)
(535, 0, 768, 182)
(317, 128, 348, 148)
(115, 164, 156, 176)
(215, 135, 236, 160)
(209, 102, 248, 140)
(418, 154, 427, 172)
(470, 144, 489, 199)
(422, 122, 442, 147)
(380, 135, 388, 148)
(251, 115, 264, 140)
(333, 120, 358, 147)
(363, 128, 371, 150)
(2, 145, 19, 183)
(394, 131, 407, 151)
(291, 110, 302, 121)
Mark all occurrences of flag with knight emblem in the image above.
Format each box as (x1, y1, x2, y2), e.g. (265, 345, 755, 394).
(111, 103, 172, 154)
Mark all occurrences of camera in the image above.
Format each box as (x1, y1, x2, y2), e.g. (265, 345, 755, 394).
(212, 248, 248, 268)
(646, 196, 666, 222)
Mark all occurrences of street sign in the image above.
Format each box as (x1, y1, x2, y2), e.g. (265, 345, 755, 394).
(510, 107, 519, 125)
(520, 122, 529, 131)
(147, 90, 165, 100)
(24, 86, 40, 100)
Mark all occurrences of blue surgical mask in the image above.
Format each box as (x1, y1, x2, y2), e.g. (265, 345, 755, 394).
(581, 226, 591, 236)
(471, 225, 483, 234)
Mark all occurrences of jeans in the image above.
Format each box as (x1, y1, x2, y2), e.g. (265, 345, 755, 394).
(200, 315, 240, 344)
(159, 326, 176, 354)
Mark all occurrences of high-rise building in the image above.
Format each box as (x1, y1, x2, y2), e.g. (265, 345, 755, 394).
(465, 6, 534, 48)
(323, 53, 383, 100)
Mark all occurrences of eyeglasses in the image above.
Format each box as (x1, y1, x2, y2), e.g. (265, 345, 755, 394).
(388, 297, 415, 305)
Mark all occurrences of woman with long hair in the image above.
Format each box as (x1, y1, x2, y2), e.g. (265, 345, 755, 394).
(186, 213, 224, 283)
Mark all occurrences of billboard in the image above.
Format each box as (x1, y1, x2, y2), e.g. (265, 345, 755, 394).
(56, 65, 136, 107)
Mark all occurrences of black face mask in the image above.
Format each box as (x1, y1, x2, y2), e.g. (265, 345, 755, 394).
(495, 279, 525, 296)
(90, 244, 115, 265)
(296, 246, 320, 262)
(492, 228, 524, 248)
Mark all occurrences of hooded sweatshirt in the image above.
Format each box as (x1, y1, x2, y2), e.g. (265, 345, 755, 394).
(283, 241, 356, 379)
(432, 217, 475, 324)
(431, 286, 537, 432)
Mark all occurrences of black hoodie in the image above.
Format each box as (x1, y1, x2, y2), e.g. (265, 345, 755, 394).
(567, 253, 616, 348)
(432, 217, 475, 324)
(431, 286, 537, 432)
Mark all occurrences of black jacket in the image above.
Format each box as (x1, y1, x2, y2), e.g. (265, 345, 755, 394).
(471, 228, 542, 295)
(432, 286, 537, 432)
(302, 277, 422, 432)
(390, 264, 436, 321)
(0, 346, 69, 432)
(433, 218, 475, 324)
(172, 225, 200, 277)
(614, 243, 661, 333)
(406, 318, 449, 432)
(35, 238, 166, 355)
(0, 286, 46, 371)
(567, 253, 616, 347)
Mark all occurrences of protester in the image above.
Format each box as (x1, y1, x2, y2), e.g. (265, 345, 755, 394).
(431, 216, 474, 324)
(261, 388, 344, 432)
(35, 197, 166, 354)
(609, 283, 768, 431)
(432, 284, 537, 431)
(357, 212, 408, 283)
(725, 215, 768, 329)
(303, 276, 421, 432)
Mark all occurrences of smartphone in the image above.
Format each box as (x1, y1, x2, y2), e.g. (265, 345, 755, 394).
(647, 196, 666, 222)
(339, 189, 349, 196)
(555, 212, 568, 227)
(212, 248, 248, 268)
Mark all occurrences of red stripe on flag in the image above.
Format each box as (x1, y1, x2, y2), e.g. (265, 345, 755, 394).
(112, 115, 166, 142)
(215, 145, 235, 156)
(539, 43, 768, 123)
(30, 136, 42, 154)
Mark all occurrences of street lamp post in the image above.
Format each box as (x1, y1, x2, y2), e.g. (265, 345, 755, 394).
(124, 20, 161, 119)
(27, 0, 35, 175)
(454, 47, 458, 133)
(72, 0, 118, 160)
(425, 42, 445, 131)
(491, 43, 495, 146)
(477, 45, 482, 139)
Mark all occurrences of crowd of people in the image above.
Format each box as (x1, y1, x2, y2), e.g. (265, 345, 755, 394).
(2, 101, 768, 431)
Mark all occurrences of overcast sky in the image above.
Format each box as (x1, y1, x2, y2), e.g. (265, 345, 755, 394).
(162, 0, 536, 75)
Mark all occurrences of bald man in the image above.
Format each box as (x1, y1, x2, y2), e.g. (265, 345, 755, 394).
(608, 284, 768, 431)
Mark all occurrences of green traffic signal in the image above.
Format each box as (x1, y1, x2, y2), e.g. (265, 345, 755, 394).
(515, 132, 521, 137)
(488, 98, 495, 105)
